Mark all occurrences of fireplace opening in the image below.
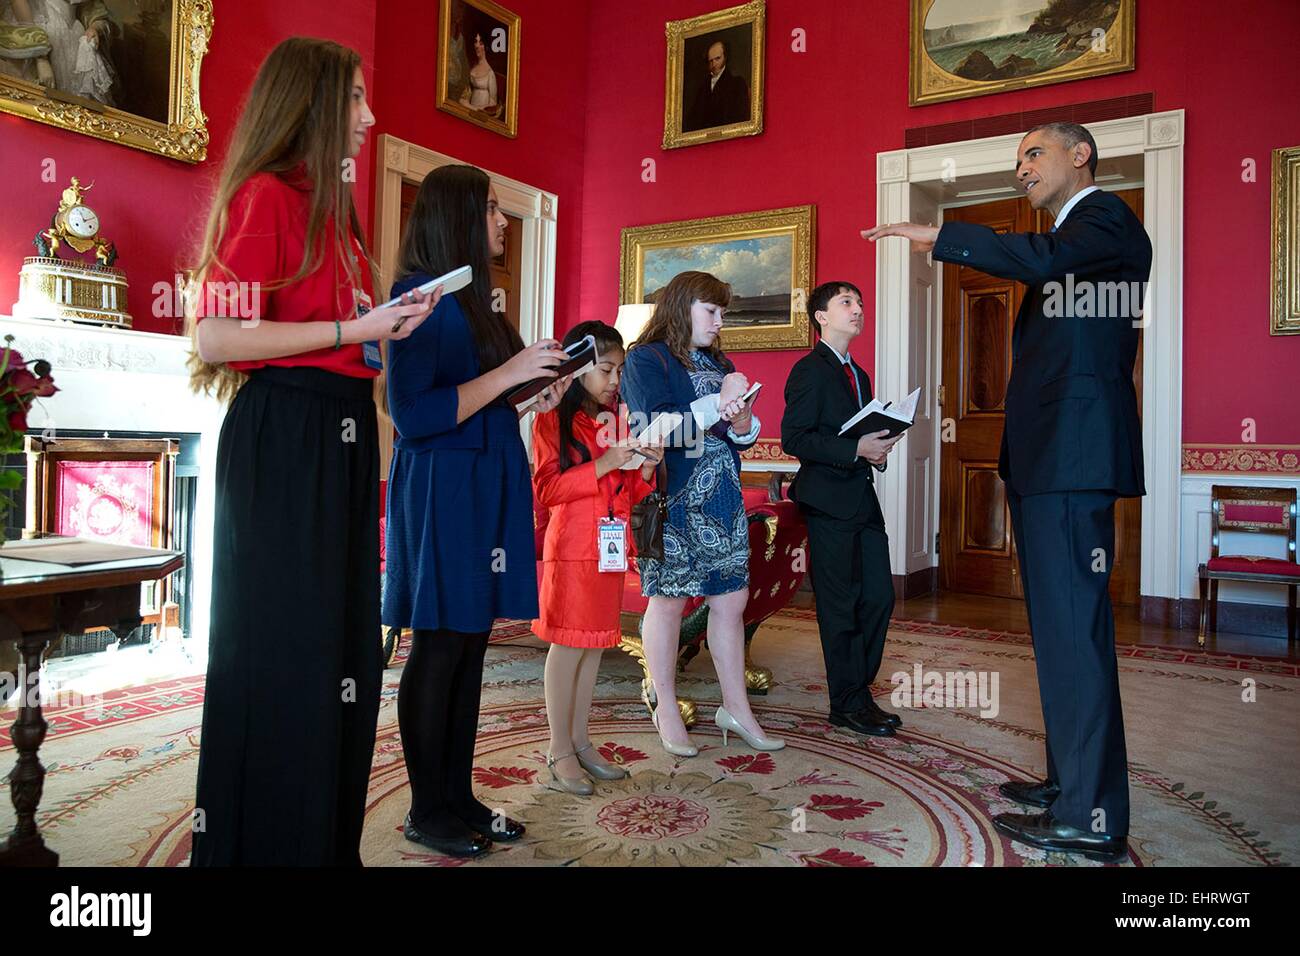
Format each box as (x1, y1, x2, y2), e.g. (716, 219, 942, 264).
(2, 429, 201, 660)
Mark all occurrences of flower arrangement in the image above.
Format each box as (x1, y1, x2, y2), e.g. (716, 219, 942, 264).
(0, 334, 58, 517)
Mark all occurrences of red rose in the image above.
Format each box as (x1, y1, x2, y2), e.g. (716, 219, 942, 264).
(5, 367, 57, 399)
(9, 406, 28, 433)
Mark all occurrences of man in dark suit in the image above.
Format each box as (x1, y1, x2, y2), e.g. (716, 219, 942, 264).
(864, 122, 1151, 862)
(782, 281, 903, 737)
(683, 39, 750, 131)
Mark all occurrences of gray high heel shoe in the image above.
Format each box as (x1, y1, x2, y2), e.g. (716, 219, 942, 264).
(544, 751, 594, 795)
(715, 706, 786, 751)
(574, 743, 628, 780)
(652, 708, 699, 758)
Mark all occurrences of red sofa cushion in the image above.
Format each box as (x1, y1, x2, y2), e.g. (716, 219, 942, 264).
(1206, 555, 1300, 577)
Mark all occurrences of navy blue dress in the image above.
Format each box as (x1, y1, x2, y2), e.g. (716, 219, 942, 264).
(382, 277, 538, 633)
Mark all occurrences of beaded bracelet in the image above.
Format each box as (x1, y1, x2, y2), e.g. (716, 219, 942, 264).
(333, 319, 342, 350)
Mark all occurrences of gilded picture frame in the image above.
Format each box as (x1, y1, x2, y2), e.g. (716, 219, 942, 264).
(662, 0, 764, 151)
(909, 0, 1135, 107)
(0, 0, 213, 164)
(1272, 144, 1300, 336)
(619, 204, 815, 353)
(436, 0, 520, 139)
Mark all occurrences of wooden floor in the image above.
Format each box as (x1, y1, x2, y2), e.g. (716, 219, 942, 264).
(788, 589, 1299, 661)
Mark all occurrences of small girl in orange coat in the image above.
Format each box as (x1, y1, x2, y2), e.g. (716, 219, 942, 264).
(532, 320, 661, 794)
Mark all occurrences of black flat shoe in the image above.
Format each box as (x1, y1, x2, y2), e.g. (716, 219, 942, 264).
(403, 814, 491, 858)
(863, 698, 902, 728)
(467, 815, 526, 843)
(828, 709, 895, 737)
(993, 811, 1128, 863)
(998, 778, 1060, 809)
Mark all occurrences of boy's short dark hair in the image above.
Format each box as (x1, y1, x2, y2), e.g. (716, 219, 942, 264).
(807, 281, 863, 338)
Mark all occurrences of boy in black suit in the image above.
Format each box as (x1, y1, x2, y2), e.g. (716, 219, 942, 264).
(781, 281, 902, 737)
(864, 122, 1150, 862)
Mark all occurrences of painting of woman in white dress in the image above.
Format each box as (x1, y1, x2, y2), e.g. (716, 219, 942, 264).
(0, 0, 118, 105)
(436, 0, 520, 138)
(0, 0, 207, 162)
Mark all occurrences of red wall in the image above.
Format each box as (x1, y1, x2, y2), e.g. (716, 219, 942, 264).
(574, 0, 1300, 446)
(371, 0, 592, 319)
(0, 1, 378, 336)
(1, 0, 1295, 445)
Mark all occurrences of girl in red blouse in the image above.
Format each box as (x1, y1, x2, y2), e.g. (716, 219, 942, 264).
(532, 321, 662, 792)
(185, 37, 439, 867)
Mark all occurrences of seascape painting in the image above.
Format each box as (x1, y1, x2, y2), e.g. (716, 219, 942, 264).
(910, 0, 1134, 105)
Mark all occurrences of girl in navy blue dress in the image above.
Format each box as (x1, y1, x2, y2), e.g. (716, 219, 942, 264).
(384, 165, 570, 858)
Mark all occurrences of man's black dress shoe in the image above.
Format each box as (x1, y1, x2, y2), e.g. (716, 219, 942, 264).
(998, 778, 1060, 809)
(403, 814, 491, 858)
(993, 811, 1128, 863)
(863, 698, 902, 728)
(466, 814, 526, 843)
(828, 709, 895, 737)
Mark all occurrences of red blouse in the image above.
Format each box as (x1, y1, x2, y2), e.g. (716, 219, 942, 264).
(196, 167, 377, 378)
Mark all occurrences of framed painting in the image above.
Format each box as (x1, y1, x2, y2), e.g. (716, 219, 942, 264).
(1273, 144, 1300, 336)
(0, 0, 213, 163)
(663, 0, 764, 150)
(910, 0, 1135, 106)
(619, 204, 815, 352)
(436, 0, 520, 138)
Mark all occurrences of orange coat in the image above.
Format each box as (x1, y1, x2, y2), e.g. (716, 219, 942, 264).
(532, 407, 655, 647)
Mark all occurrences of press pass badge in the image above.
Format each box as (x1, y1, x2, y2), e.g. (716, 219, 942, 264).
(354, 289, 383, 370)
(597, 518, 628, 572)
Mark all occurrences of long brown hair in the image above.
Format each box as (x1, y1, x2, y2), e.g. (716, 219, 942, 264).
(396, 164, 524, 375)
(630, 270, 733, 371)
(185, 37, 379, 401)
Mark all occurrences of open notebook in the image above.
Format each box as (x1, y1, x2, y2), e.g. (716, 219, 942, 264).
(838, 386, 921, 440)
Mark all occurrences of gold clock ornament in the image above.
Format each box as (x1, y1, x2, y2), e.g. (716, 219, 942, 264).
(15, 177, 131, 328)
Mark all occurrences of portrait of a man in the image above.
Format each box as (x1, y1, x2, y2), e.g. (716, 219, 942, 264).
(662, 0, 764, 150)
(683, 32, 750, 132)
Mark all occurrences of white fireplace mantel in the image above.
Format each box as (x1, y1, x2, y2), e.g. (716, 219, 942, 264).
(0, 314, 226, 644)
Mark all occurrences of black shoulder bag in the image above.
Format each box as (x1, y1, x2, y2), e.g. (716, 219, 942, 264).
(628, 345, 672, 561)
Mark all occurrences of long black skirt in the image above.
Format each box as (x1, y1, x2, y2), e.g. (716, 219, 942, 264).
(192, 366, 382, 866)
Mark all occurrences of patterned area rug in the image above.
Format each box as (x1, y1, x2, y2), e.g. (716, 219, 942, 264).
(2, 611, 1295, 867)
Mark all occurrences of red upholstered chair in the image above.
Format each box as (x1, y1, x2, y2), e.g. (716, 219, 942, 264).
(1197, 485, 1298, 645)
(617, 484, 809, 726)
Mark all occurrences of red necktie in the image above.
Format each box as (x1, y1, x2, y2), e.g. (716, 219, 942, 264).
(843, 362, 861, 408)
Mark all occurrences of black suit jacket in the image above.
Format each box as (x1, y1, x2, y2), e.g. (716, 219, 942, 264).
(933, 189, 1151, 498)
(684, 68, 749, 131)
(781, 341, 883, 522)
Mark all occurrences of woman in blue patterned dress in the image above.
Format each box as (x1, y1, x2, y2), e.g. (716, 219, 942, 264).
(621, 271, 785, 756)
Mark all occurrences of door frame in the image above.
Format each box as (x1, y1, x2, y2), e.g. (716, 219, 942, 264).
(873, 109, 1184, 602)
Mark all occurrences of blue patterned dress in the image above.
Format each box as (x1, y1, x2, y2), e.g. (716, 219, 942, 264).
(639, 350, 749, 597)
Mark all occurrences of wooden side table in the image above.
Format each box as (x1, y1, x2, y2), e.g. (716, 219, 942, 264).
(0, 545, 183, 867)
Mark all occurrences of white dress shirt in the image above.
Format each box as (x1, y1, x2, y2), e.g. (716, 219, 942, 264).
(1054, 184, 1100, 230)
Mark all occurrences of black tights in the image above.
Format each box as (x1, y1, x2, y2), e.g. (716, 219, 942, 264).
(397, 628, 491, 836)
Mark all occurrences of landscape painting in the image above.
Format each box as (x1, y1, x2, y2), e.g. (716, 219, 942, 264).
(909, 0, 1135, 105)
(619, 205, 815, 352)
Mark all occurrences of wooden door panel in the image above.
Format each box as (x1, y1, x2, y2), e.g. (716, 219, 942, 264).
(941, 198, 1025, 599)
(961, 463, 1009, 552)
(939, 189, 1145, 606)
(964, 291, 1011, 415)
